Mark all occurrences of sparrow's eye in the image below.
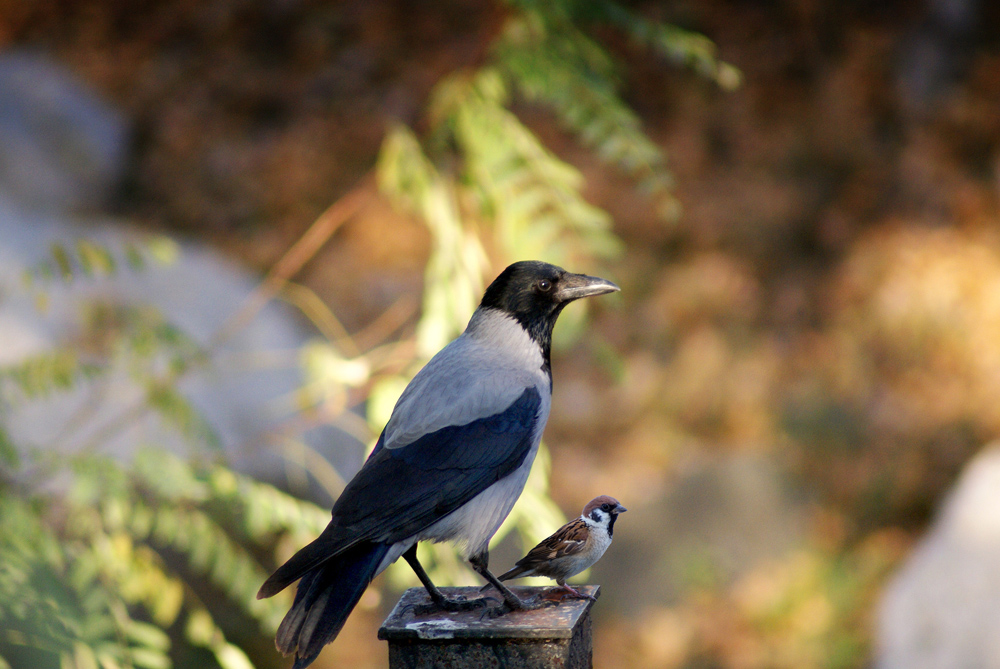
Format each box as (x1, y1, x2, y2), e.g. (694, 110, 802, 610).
(536, 279, 553, 292)
(601, 503, 612, 512)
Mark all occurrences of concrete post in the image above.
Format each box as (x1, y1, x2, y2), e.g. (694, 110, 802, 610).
(379, 585, 599, 669)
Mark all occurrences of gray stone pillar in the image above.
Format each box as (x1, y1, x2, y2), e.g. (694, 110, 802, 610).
(379, 585, 599, 668)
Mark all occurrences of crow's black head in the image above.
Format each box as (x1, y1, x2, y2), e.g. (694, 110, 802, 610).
(479, 261, 618, 359)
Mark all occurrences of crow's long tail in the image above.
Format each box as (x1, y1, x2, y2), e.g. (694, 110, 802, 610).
(269, 542, 389, 669)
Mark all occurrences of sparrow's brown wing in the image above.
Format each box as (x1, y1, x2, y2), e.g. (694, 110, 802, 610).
(518, 517, 589, 566)
(495, 517, 591, 581)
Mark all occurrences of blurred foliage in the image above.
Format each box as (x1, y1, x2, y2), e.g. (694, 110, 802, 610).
(0, 240, 330, 668)
(783, 226, 1000, 528)
(0, 3, 738, 663)
(0, 446, 330, 669)
(7, 0, 1000, 665)
(495, 0, 739, 222)
(367, 0, 736, 587)
(595, 527, 910, 669)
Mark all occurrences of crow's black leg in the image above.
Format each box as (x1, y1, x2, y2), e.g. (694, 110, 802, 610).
(403, 545, 489, 613)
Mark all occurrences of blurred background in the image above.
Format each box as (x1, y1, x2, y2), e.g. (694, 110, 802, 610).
(3, 0, 1000, 667)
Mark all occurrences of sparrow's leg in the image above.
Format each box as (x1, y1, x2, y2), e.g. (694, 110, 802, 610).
(403, 545, 490, 613)
(469, 552, 551, 615)
(554, 583, 598, 601)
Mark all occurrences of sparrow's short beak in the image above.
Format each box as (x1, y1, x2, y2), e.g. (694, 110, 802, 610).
(554, 273, 620, 303)
(614, 504, 627, 514)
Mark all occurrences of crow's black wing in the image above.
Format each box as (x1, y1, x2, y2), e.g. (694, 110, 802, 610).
(258, 387, 541, 598)
(334, 385, 541, 543)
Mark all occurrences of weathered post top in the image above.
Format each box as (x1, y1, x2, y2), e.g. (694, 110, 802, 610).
(379, 585, 600, 669)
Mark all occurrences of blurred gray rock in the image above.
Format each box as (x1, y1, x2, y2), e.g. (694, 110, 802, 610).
(0, 51, 129, 212)
(877, 443, 1000, 669)
(0, 195, 362, 505)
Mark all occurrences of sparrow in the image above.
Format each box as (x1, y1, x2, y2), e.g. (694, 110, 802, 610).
(256, 260, 619, 668)
(493, 495, 626, 600)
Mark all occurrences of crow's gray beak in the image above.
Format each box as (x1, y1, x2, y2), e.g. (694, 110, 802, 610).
(555, 273, 620, 303)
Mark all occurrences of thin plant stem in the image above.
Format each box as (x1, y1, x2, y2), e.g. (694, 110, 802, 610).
(210, 174, 374, 351)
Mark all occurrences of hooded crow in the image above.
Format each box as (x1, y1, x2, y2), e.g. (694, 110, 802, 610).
(257, 260, 619, 668)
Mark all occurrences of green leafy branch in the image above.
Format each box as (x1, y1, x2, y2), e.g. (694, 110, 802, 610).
(1, 448, 331, 668)
(21, 237, 179, 287)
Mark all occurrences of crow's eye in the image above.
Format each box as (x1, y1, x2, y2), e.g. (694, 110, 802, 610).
(537, 279, 552, 292)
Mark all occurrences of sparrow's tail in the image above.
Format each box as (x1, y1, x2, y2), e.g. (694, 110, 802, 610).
(269, 542, 389, 669)
(496, 565, 530, 582)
